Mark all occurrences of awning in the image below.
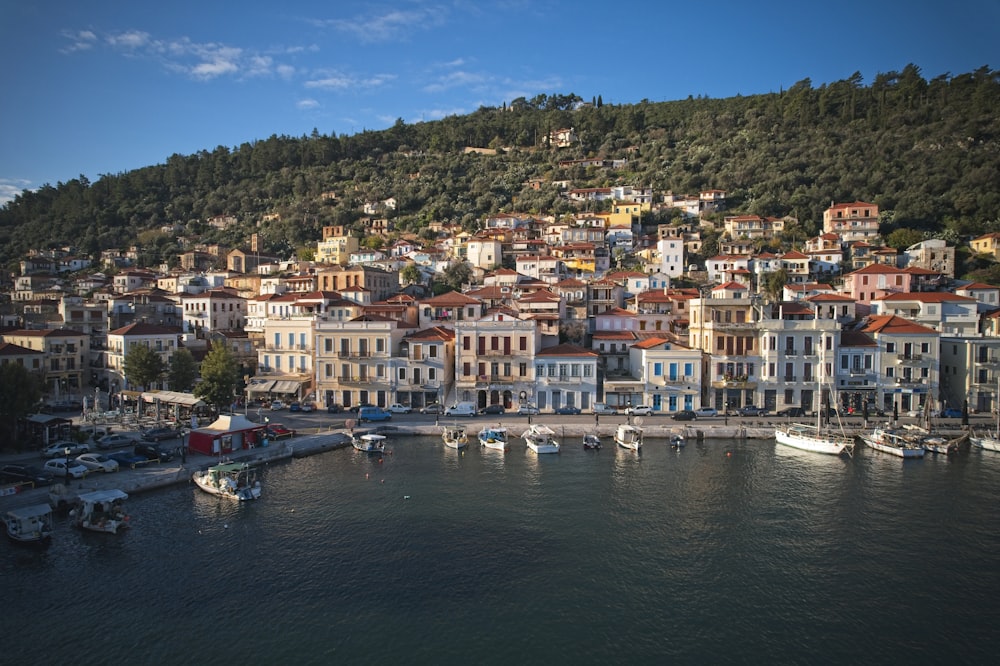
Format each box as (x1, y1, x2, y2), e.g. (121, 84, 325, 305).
(141, 390, 206, 407)
(246, 380, 275, 394)
(272, 380, 300, 394)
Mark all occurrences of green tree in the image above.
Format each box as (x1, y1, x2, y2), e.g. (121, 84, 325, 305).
(401, 263, 422, 285)
(439, 261, 472, 291)
(123, 344, 165, 390)
(885, 227, 925, 250)
(168, 348, 199, 392)
(0, 364, 43, 452)
(194, 341, 241, 411)
(762, 268, 789, 303)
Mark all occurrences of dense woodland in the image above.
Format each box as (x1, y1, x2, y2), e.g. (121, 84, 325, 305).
(2, 64, 999, 276)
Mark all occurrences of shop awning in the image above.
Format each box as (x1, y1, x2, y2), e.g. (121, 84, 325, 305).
(141, 390, 206, 407)
(272, 380, 300, 394)
(246, 379, 275, 394)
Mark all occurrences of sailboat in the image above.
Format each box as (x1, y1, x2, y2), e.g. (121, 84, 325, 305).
(774, 334, 855, 457)
(971, 379, 1000, 451)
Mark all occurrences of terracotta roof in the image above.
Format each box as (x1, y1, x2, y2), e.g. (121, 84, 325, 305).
(591, 331, 639, 341)
(827, 201, 877, 210)
(421, 291, 482, 306)
(712, 281, 749, 291)
(0, 342, 43, 356)
(536, 343, 599, 358)
(901, 266, 942, 275)
(110, 322, 182, 336)
(807, 293, 856, 302)
(848, 264, 905, 275)
(404, 326, 454, 341)
(959, 282, 999, 291)
(861, 315, 938, 335)
(781, 251, 809, 260)
(631, 337, 671, 350)
(879, 292, 976, 303)
(840, 330, 877, 347)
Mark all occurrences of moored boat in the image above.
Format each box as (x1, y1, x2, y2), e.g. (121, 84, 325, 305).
(970, 433, 1000, 451)
(192, 462, 261, 500)
(860, 428, 925, 458)
(479, 425, 509, 450)
(583, 433, 602, 450)
(5, 504, 54, 547)
(670, 433, 686, 448)
(615, 423, 643, 451)
(353, 433, 386, 455)
(442, 424, 468, 449)
(775, 423, 855, 456)
(71, 489, 130, 533)
(921, 433, 967, 455)
(523, 424, 560, 454)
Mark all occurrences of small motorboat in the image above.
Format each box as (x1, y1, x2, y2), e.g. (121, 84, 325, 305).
(193, 462, 262, 501)
(71, 489, 130, 533)
(5, 504, 54, 547)
(442, 424, 468, 449)
(583, 433, 602, 450)
(353, 433, 387, 455)
(670, 434, 686, 448)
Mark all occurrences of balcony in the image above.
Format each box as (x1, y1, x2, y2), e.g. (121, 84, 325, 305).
(975, 356, 1000, 366)
(337, 376, 390, 387)
(782, 349, 799, 356)
(895, 377, 927, 386)
(474, 374, 516, 388)
(709, 321, 757, 331)
(662, 376, 696, 385)
(710, 376, 757, 390)
(480, 348, 514, 357)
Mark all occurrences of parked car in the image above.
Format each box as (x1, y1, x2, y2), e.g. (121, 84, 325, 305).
(387, 403, 413, 414)
(358, 406, 393, 422)
(288, 402, 302, 412)
(75, 453, 119, 473)
(140, 426, 180, 442)
(554, 406, 581, 415)
(694, 407, 719, 418)
(775, 407, 807, 417)
(479, 404, 507, 415)
(96, 433, 138, 450)
(516, 404, 540, 416)
(739, 405, 769, 417)
(419, 403, 445, 415)
(270, 400, 285, 411)
(41, 440, 90, 458)
(326, 403, 344, 414)
(445, 402, 478, 417)
(107, 450, 148, 469)
(134, 442, 175, 463)
(266, 423, 296, 439)
(300, 402, 315, 413)
(625, 405, 653, 416)
(43, 458, 88, 479)
(671, 410, 697, 421)
(0, 464, 54, 486)
(592, 403, 619, 415)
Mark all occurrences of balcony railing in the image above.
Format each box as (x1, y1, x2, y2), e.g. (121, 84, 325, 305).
(783, 349, 798, 356)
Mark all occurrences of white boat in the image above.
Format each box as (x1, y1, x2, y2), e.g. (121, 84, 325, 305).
(442, 424, 468, 449)
(921, 433, 967, 455)
(860, 428, 925, 458)
(5, 504, 54, 547)
(353, 433, 386, 455)
(615, 423, 643, 451)
(971, 432, 1000, 451)
(523, 424, 560, 454)
(192, 462, 262, 501)
(775, 423, 855, 456)
(71, 489, 130, 533)
(583, 433, 602, 450)
(479, 425, 509, 450)
(670, 433, 686, 448)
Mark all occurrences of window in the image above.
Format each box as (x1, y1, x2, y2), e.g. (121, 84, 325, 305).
(653, 363, 663, 376)
(463, 336, 471, 350)
(519, 363, 527, 377)
(398, 368, 406, 380)
(886, 342, 895, 353)
(325, 363, 332, 377)
(325, 338, 332, 352)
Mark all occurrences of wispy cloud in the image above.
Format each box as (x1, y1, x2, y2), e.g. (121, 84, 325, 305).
(297, 98, 320, 110)
(423, 70, 487, 93)
(61, 29, 299, 82)
(305, 71, 396, 91)
(309, 5, 449, 43)
(0, 178, 33, 207)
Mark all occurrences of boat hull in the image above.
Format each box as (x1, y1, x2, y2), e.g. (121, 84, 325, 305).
(971, 436, 1000, 452)
(861, 433, 925, 458)
(614, 425, 643, 451)
(526, 441, 560, 454)
(193, 474, 262, 500)
(775, 426, 854, 456)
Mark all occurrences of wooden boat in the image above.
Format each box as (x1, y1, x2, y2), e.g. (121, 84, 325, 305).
(860, 428, 925, 458)
(479, 425, 509, 451)
(353, 433, 386, 455)
(615, 424, 643, 451)
(442, 424, 468, 449)
(583, 433, 602, 450)
(71, 489, 130, 533)
(192, 462, 262, 500)
(523, 424, 560, 454)
(5, 504, 54, 547)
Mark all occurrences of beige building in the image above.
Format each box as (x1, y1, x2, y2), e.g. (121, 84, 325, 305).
(313, 316, 408, 409)
(105, 323, 181, 392)
(860, 314, 939, 414)
(2, 328, 89, 397)
(316, 226, 360, 266)
(453, 312, 540, 410)
(396, 326, 456, 409)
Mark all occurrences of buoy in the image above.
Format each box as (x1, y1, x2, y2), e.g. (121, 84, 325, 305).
(404, 495, 410, 499)
(381, 479, 385, 483)
(366, 473, 369, 479)
(726, 451, 732, 457)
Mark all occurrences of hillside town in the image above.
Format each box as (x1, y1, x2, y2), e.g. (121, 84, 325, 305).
(4, 188, 1000, 426)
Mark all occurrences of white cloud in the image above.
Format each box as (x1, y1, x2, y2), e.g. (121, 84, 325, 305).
(305, 72, 395, 91)
(0, 178, 33, 207)
(297, 98, 320, 110)
(423, 70, 487, 93)
(312, 5, 449, 43)
(106, 30, 151, 49)
(59, 29, 98, 53)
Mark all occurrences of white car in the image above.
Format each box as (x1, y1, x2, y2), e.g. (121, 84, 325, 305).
(270, 400, 285, 410)
(625, 405, 653, 416)
(43, 458, 88, 479)
(387, 403, 412, 414)
(41, 440, 90, 458)
(694, 407, 719, 418)
(75, 453, 119, 473)
(516, 404, 540, 416)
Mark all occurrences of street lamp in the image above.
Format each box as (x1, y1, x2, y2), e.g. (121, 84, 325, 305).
(64, 446, 72, 486)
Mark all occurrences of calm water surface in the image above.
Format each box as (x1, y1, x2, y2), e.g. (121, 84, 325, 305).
(5, 435, 1000, 664)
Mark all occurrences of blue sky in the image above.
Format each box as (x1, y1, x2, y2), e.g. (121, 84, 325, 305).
(1, 0, 997, 205)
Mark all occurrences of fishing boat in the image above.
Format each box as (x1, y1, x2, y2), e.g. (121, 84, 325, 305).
(921, 434, 966, 455)
(442, 424, 468, 449)
(523, 424, 560, 454)
(192, 462, 262, 501)
(5, 504, 54, 547)
(860, 427, 925, 458)
(71, 489, 130, 533)
(670, 433, 686, 448)
(353, 433, 386, 455)
(615, 423, 643, 451)
(583, 433, 602, 450)
(479, 425, 509, 451)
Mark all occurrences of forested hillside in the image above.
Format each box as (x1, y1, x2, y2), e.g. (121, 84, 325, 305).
(1, 64, 998, 270)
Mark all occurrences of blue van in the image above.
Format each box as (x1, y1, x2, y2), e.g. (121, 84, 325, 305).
(358, 406, 392, 423)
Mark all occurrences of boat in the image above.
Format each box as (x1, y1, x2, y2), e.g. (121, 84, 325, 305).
(5, 504, 54, 547)
(479, 425, 509, 450)
(920, 432, 967, 455)
(523, 424, 560, 454)
(860, 427, 925, 458)
(583, 433, 602, 450)
(615, 423, 643, 451)
(442, 424, 468, 449)
(71, 489, 130, 533)
(971, 431, 1000, 452)
(192, 462, 262, 501)
(670, 433, 686, 448)
(353, 433, 386, 455)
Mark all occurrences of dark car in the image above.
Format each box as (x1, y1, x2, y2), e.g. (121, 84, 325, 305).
(479, 404, 507, 415)
(671, 410, 698, 421)
(326, 403, 344, 414)
(140, 426, 180, 442)
(739, 405, 768, 417)
(107, 450, 148, 469)
(1, 464, 54, 487)
(776, 407, 807, 417)
(134, 441, 175, 463)
(554, 406, 581, 415)
(288, 402, 302, 412)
